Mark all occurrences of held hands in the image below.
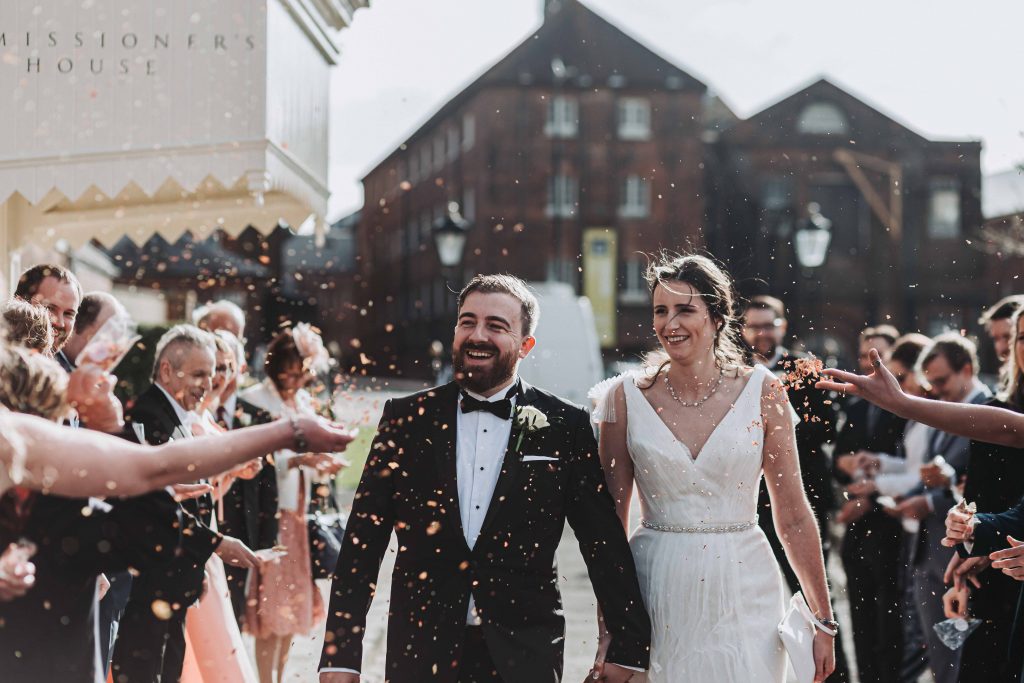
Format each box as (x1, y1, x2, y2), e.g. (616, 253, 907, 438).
(67, 366, 124, 433)
(587, 632, 643, 682)
(319, 674, 359, 683)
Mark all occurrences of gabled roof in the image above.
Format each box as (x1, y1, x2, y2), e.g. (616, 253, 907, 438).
(726, 77, 931, 145)
(106, 233, 270, 281)
(478, 0, 705, 91)
(364, 0, 705, 180)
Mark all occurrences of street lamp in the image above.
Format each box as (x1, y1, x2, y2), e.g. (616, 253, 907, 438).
(433, 201, 470, 271)
(794, 202, 833, 269)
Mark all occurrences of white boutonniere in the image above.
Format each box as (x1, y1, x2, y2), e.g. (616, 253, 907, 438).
(237, 411, 253, 427)
(513, 405, 550, 452)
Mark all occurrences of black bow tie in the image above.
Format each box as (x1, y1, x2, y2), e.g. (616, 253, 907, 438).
(460, 388, 517, 420)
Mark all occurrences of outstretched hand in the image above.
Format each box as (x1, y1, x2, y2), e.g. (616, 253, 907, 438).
(990, 536, 1024, 581)
(815, 349, 907, 415)
(296, 416, 358, 455)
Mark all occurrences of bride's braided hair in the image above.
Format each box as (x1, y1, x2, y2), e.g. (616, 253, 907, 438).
(640, 252, 746, 389)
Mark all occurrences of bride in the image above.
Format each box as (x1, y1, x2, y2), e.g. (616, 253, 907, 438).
(593, 253, 836, 682)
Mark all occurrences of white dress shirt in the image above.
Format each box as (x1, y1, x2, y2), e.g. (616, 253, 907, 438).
(457, 376, 519, 624)
(155, 384, 198, 437)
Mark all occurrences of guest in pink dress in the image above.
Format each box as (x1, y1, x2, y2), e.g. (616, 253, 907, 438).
(241, 328, 346, 683)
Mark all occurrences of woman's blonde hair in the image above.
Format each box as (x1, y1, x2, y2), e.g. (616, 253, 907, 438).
(999, 307, 1024, 408)
(3, 299, 54, 355)
(0, 343, 70, 421)
(640, 251, 746, 387)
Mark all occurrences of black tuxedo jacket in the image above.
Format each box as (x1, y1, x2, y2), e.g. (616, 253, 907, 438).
(0, 491, 181, 683)
(218, 398, 278, 551)
(320, 381, 651, 682)
(123, 384, 223, 606)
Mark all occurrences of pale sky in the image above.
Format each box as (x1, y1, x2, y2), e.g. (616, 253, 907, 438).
(327, 0, 1023, 221)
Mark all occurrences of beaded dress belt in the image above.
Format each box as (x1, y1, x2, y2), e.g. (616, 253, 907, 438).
(640, 516, 758, 534)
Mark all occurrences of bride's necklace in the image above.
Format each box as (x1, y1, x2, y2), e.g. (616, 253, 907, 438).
(663, 368, 725, 408)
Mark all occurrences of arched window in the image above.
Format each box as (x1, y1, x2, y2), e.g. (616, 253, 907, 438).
(796, 102, 849, 135)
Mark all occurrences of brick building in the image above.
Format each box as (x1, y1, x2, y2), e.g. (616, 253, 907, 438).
(354, 0, 986, 376)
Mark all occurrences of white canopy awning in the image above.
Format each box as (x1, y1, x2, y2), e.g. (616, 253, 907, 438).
(0, 0, 366, 282)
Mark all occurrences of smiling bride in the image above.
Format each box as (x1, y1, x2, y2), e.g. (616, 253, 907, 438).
(592, 253, 836, 683)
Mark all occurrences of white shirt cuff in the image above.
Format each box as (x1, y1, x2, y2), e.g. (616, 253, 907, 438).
(610, 663, 646, 672)
(319, 668, 360, 675)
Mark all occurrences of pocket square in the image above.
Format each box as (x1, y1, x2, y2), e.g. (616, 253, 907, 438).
(522, 455, 559, 462)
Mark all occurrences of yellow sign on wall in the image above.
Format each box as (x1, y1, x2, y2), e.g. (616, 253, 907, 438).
(582, 228, 617, 349)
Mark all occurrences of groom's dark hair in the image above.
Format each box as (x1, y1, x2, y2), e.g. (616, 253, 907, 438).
(458, 274, 539, 337)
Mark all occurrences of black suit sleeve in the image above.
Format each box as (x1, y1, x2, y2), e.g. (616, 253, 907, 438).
(28, 491, 182, 576)
(255, 461, 279, 550)
(969, 500, 1024, 556)
(564, 407, 652, 670)
(320, 400, 398, 671)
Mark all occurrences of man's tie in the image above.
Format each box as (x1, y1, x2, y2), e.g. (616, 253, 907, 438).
(460, 393, 513, 420)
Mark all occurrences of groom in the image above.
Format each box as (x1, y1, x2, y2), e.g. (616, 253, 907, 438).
(319, 275, 650, 682)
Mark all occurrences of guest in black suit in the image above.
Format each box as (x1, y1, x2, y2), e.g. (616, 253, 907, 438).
(833, 326, 907, 683)
(319, 275, 650, 683)
(112, 325, 261, 683)
(955, 307, 1024, 683)
(887, 335, 991, 683)
(13, 263, 82, 366)
(61, 291, 138, 671)
(207, 330, 278, 624)
(0, 339, 183, 683)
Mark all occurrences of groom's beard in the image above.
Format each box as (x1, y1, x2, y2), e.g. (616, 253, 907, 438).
(452, 341, 518, 395)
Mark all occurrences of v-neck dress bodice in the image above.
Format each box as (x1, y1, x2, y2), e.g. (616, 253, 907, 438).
(622, 364, 786, 681)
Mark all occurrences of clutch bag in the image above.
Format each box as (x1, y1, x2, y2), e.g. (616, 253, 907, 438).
(778, 592, 817, 683)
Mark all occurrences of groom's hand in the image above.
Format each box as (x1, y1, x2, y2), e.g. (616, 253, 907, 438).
(594, 663, 640, 682)
(319, 673, 359, 683)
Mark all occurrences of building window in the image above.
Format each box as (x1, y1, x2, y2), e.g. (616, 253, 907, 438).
(617, 98, 651, 140)
(433, 135, 445, 172)
(796, 102, 849, 135)
(447, 126, 460, 162)
(546, 174, 578, 217)
(462, 114, 476, 152)
(408, 152, 419, 183)
(420, 210, 433, 244)
(462, 187, 476, 222)
(545, 96, 578, 138)
(545, 258, 575, 284)
(619, 175, 651, 218)
(420, 145, 432, 181)
(928, 178, 961, 239)
(620, 259, 647, 303)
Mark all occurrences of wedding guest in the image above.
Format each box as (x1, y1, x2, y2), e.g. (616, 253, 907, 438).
(952, 307, 1024, 682)
(242, 326, 345, 683)
(2, 299, 54, 354)
(194, 299, 246, 340)
(886, 335, 990, 683)
(212, 330, 279, 625)
(61, 292, 126, 369)
(979, 295, 1024, 366)
(112, 325, 262, 683)
(0, 344, 183, 683)
(833, 325, 906, 683)
(13, 263, 82, 370)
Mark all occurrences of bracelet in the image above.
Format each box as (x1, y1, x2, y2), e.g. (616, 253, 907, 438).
(289, 415, 308, 452)
(814, 617, 839, 637)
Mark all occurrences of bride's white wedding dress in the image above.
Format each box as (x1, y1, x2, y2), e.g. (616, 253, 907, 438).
(621, 364, 787, 682)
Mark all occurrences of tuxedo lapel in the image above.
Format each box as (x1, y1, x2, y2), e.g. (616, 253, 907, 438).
(477, 381, 539, 541)
(429, 383, 467, 546)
